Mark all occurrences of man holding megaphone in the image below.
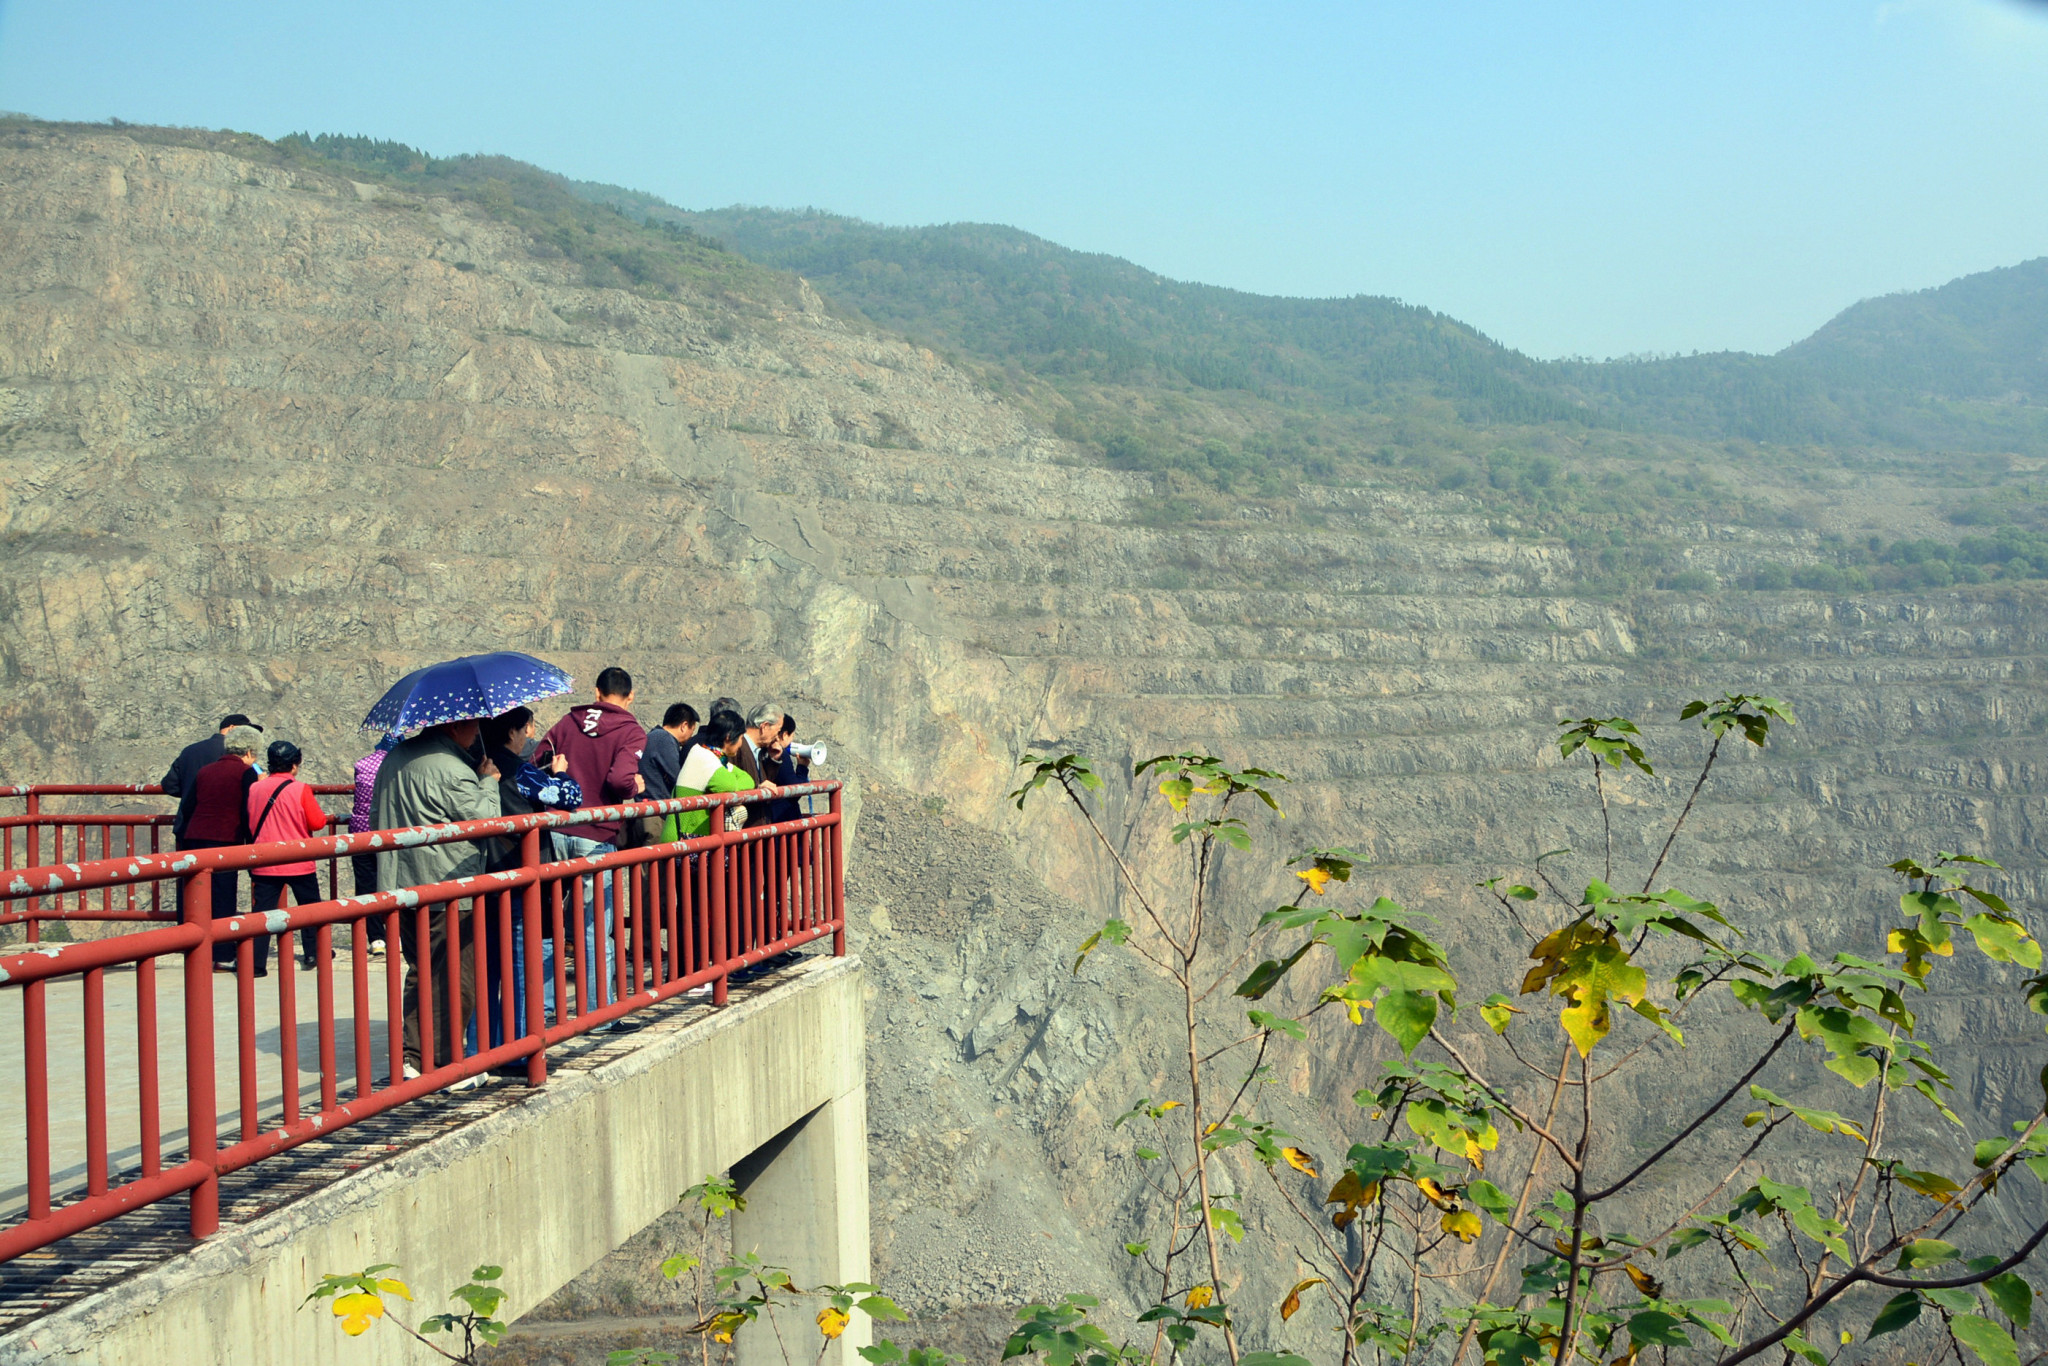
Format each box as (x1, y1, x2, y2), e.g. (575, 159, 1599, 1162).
(760, 711, 822, 825)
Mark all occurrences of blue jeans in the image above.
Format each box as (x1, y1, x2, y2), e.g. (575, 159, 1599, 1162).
(511, 834, 619, 1027)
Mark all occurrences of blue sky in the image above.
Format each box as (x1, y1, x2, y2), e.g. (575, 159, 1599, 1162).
(2, 1, 2044, 359)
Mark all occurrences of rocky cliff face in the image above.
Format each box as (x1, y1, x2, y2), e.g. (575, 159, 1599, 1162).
(4, 126, 2046, 1361)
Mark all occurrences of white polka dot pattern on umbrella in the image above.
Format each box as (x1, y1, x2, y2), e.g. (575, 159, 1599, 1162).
(360, 652, 576, 739)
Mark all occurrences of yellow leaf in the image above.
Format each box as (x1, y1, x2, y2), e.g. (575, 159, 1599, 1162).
(1441, 1209, 1482, 1243)
(1522, 921, 1602, 996)
(1186, 1285, 1215, 1309)
(1609, 1347, 1638, 1366)
(1155, 1101, 1182, 1114)
(1416, 1177, 1455, 1210)
(1296, 868, 1333, 896)
(375, 1278, 412, 1301)
(1546, 933, 1648, 1058)
(1897, 1169, 1964, 1204)
(333, 1292, 384, 1337)
(1840, 1331, 1853, 1345)
(1624, 1264, 1664, 1298)
(1280, 1278, 1324, 1320)
(1282, 1147, 1318, 1176)
(1326, 1171, 1381, 1229)
(818, 1307, 850, 1341)
(696, 1310, 748, 1344)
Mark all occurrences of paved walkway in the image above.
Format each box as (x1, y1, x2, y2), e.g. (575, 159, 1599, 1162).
(0, 956, 814, 1334)
(0, 956, 396, 1220)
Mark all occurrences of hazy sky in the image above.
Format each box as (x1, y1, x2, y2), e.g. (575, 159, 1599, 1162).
(2, 1, 2044, 360)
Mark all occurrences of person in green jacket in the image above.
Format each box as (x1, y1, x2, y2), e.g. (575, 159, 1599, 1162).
(367, 720, 502, 1080)
(662, 714, 761, 841)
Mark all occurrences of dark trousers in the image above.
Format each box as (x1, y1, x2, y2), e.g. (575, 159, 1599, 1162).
(399, 907, 478, 1073)
(180, 838, 241, 960)
(246, 873, 320, 975)
(350, 855, 387, 948)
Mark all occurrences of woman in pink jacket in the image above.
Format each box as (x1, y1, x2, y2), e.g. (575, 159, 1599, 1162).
(247, 740, 334, 974)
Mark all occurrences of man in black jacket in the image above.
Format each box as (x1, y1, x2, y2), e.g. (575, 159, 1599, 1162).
(160, 714, 261, 846)
(633, 703, 699, 846)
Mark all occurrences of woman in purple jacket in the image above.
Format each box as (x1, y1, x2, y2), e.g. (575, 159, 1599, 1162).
(348, 738, 394, 956)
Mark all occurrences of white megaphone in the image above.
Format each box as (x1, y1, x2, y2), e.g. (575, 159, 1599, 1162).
(788, 743, 827, 766)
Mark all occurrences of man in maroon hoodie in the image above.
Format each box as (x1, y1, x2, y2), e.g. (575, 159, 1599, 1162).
(535, 666, 646, 1021)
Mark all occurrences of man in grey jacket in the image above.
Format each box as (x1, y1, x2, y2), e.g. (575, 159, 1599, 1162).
(369, 720, 501, 1079)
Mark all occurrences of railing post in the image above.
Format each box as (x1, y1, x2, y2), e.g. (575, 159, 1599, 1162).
(521, 827, 547, 1087)
(183, 865, 219, 1237)
(830, 784, 846, 957)
(24, 792, 39, 941)
(23, 975, 48, 1222)
(710, 801, 729, 1006)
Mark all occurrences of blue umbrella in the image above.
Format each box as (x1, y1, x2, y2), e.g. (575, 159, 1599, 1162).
(360, 652, 575, 740)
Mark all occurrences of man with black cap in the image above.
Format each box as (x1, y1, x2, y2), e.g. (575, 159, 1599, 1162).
(162, 713, 262, 849)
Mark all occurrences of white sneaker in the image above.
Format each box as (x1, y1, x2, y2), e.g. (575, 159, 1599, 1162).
(402, 1063, 420, 1081)
(685, 984, 712, 999)
(368, 941, 387, 957)
(450, 1073, 488, 1092)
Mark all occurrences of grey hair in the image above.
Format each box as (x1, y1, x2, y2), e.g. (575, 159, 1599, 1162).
(746, 702, 783, 729)
(220, 725, 265, 757)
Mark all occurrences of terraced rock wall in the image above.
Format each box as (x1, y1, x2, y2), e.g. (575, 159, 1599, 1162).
(3, 127, 2045, 1360)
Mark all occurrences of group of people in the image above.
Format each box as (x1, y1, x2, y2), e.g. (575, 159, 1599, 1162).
(158, 670, 818, 1082)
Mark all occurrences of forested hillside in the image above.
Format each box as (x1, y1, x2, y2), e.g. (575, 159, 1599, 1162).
(29, 118, 2047, 596)
(641, 201, 2048, 457)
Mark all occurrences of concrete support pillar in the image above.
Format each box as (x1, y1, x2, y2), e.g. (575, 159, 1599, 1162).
(731, 1085, 872, 1366)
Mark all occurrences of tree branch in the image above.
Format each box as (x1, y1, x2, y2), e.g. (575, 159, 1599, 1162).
(1585, 1019, 1797, 1202)
(1643, 732, 1722, 894)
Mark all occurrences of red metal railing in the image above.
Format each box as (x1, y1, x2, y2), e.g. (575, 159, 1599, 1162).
(0, 784, 354, 926)
(0, 782, 844, 1260)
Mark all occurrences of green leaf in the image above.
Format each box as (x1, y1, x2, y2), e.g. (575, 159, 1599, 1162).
(1123, 1241, 1149, 1257)
(1374, 989, 1438, 1055)
(1248, 1009, 1306, 1040)
(1986, 1272, 2033, 1329)
(1782, 1329, 1828, 1366)
(1868, 1292, 1922, 1338)
(1965, 913, 2041, 968)
(1478, 993, 1520, 1035)
(1466, 1179, 1515, 1220)
(1897, 1239, 1961, 1270)
(1236, 942, 1314, 1000)
(1631, 997, 1684, 1044)
(1482, 1330, 1542, 1366)
(1952, 1315, 2020, 1366)
(1070, 919, 1131, 975)
(1625, 1311, 1690, 1348)
(858, 1296, 911, 1322)
(1664, 1228, 1712, 1257)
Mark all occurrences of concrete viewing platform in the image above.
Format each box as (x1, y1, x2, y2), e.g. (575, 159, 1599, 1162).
(0, 952, 870, 1366)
